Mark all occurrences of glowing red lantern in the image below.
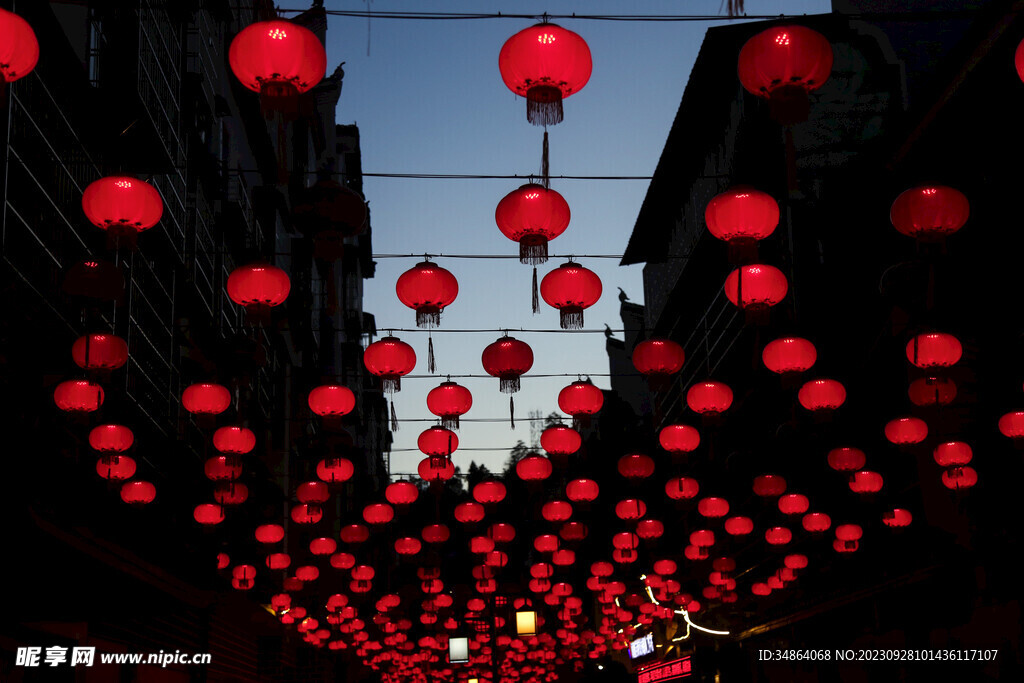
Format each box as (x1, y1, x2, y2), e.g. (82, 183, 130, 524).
(765, 527, 792, 546)
(617, 454, 655, 480)
(317, 457, 354, 483)
(909, 376, 957, 406)
(228, 20, 327, 109)
(194, 503, 225, 526)
(882, 508, 912, 528)
(482, 335, 533, 394)
(96, 455, 136, 481)
(541, 425, 582, 456)
(495, 184, 571, 264)
(308, 385, 356, 417)
(120, 480, 155, 505)
(687, 381, 733, 416)
(454, 501, 485, 524)
(541, 500, 573, 523)
(214, 482, 248, 506)
(309, 537, 336, 556)
(615, 499, 647, 521)
(422, 524, 450, 544)
(885, 417, 928, 445)
(213, 426, 256, 455)
(632, 338, 685, 387)
(777, 494, 809, 515)
(227, 263, 291, 317)
(999, 412, 1024, 440)
(498, 23, 592, 126)
(890, 186, 969, 241)
(340, 524, 370, 544)
(906, 332, 962, 369)
(827, 447, 866, 473)
(297, 481, 329, 504)
(516, 454, 553, 482)
(565, 478, 599, 503)
(724, 264, 788, 311)
(659, 424, 700, 454)
(266, 553, 291, 570)
(396, 261, 459, 327)
(385, 481, 419, 506)
(557, 379, 604, 428)
(82, 177, 163, 239)
(933, 441, 972, 467)
(54, 380, 104, 413)
(395, 537, 423, 556)
(665, 476, 700, 501)
(752, 474, 787, 497)
(418, 457, 455, 482)
(785, 554, 808, 569)
(426, 381, 472, 430)
(291, 504, 322, 525)
(762, 337, 816, 375)
(704, 186, 779, 248)
(540, 261, 602, 329)
(363, 503, 395, 525)
(802, 512, 831, 533)
(697, 497, 730, 519)
(182, 383, 231, 416)
(636, 519, 665, 540)
(255, 524, 284, 544)
(737, 25, 833, 123)
(0, 8, 38, 91)
(798, 378, 846, 412)
(942, 466, 978, 490)
(473, 481, 507, 505)
(72, 334, 128, 371)
(489, 522, 516, 543)
(296, 566, 320, 582)
(560, 521, 587, 541)
(363, 336, 416, 394)
(89, 424, 134, 452)
(724, 516, 754, 536)
(418, 426, 459, 460)
(849, 470, 883, 494)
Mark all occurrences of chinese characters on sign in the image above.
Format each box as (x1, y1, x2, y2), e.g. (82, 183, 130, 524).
(637, 655, 693, 682)
(16, 647, 96, 667)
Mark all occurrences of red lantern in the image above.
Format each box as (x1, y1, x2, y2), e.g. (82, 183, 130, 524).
(297, 481, 329, 505)
(363, 503, 395, 526)
(482, 335, 533, 394)
(395, 537, 423, 556)
(426, 381, 472, 430)
(454, 501, 485, 524)
(516, 454, 553, 482)
(54, 380, 104, 413)
(827, 447, 866, 473)
(498, 23, 592, 126)
(565, 478, 599, 503)
(227, 263, 291, 314)
(1017, 38, 1024, 83)
(495, 184, 571, 264)
(422, 524, 451, 544)
(882, 508, 913, 528)
(560, 521, 587, 542)
(615, 499, 647, 521)
(737, 25, 833, 124)
(906, 332, 962, 369)
(385, 481, 419, 506)
(724, 264, 788, 311)
(752, 474, 787, 497)
(704, 186, 779, 248)
(228, 20, 327, 111)
(340, 524, 370, 544)
(849, 470, 883, 494)
(89, 424, 134, 452)
(785, 554, 808, 570)
(659, 424, 700, 454)
(541, 500, 573, 523)
(798, 378, 846, 412)
(617, 454, 655, 480)
(364, 336, 416, 394)
(214, 482, 249, 506)
(317, 457, 354, 483)
(194, 503, 225, 526)
(540, 261, 602, 329)
(418, 457, 455, 482)
(291, 504, 323, 525)
(82, 177, 163, 238)
(942, 464, 974, 491)
(308, 385, 356, 417)
(0, 8, 38, 91)
(309, 537, 336, 556)
(213, 426, 256, 455)
(762, 337, 816, 375)
(473, 481, 507, 505)
(884, 417, 928, 445)
(802, 512, 831, 533)
(96, 455, 136, 481)
(72, 334, 128, 371)
(182, 383, 231, 419)
(724, 516, 754, 536)
(687, 381, 733, 416)
(890, 186, 969, 241)
(489, 522, 516, 543)
(697, 497, 730, 519)
(396, 261, 459, 327)
(120, 480, 155, 505)
(255, 524, 285, 544)
(540, 424, 582, 456)
(557, 379, 604, 428)
(908, 376, 957, 407)
(933, 441, 972, 467)
(775, 493, 809, 516)
(690, 529, 715, 549)
(999, 412, 1024, 440)
(418, 426, 459, 461)
(295, 566, 320, 582)
(764, 527, 792, 546)
(665, 476, 700, 501)
(632, 339, 685, 387)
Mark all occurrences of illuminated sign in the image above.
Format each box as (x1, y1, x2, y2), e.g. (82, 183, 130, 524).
(448, 637, 469, 664)
(629, 633, 654, 659)
(637, 656, 692, 682)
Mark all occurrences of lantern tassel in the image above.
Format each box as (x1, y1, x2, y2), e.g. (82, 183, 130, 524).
(532, 266, 540, 314)
(542, 130, 550, 189)
(510, 395, 515, 430)
(521, 236, 549, 265)
(526, 86, 563, 126)
(559, 307, 584, 330)
(441, 415, 459, 431)
(428, 333, 437, 374)
(383, 377, 400, 394)
(390, 400, 399, 432)
(499, 376, 521, 394)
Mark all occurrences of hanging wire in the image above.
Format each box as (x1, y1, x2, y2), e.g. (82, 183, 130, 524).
(275, 9, 981, 22)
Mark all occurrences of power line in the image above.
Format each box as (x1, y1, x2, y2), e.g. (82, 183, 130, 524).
(372, 253, 633, 259)
(278, 9, 981, 22)
(361, 173, 653, 180)
(376, 328, 631, 334)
